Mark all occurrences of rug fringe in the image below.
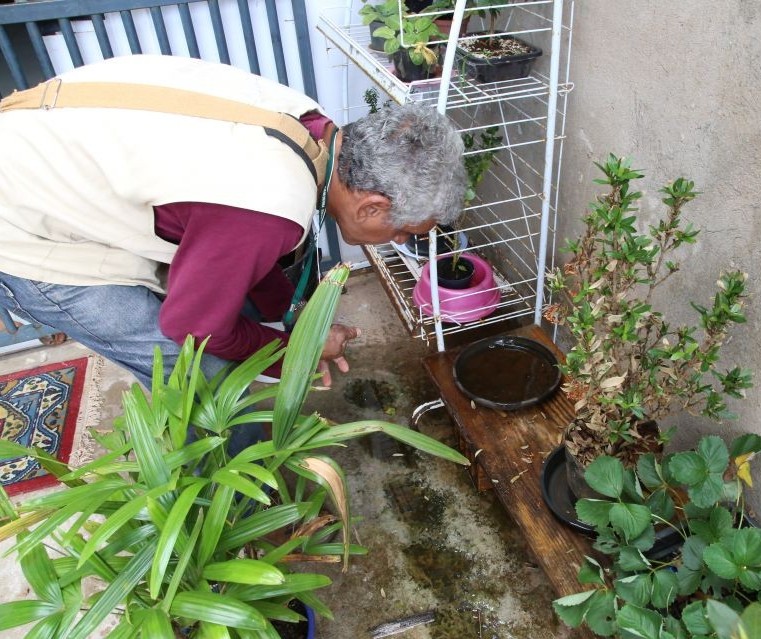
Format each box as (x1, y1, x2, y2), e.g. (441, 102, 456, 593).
(68, 355, 106, 469)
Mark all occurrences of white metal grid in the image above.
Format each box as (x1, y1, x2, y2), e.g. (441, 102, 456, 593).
(317, 0, 574, 348)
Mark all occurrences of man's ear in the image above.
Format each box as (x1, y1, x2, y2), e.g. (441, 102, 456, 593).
(356, 192, 392, 221)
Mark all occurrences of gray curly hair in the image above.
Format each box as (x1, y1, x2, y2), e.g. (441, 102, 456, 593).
(338, 102, 466, 226)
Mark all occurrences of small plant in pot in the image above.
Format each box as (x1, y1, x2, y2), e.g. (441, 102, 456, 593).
(542, 154, 751, 505)
(359, 0, 402, 52)
(366, 0, 444, 82)
(437, 249, 476, 289)
(0, 264, 469, 638)
(455, 0, 542, 83)
(435, 124, 503, 288)
(553, 432, 761, 639)
(405, 125, 501, 263)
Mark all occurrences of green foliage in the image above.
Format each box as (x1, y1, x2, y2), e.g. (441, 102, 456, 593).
(462, 125, 502, 204)
(554, 433, 761, 639)
(0, 264, 469, 638)
(470, 0, 504, 36)
(358, 0, 402, 27)
(364, 87, 380, 114)
(360, 0, 443, 67)
(433, 125, 503, 276)
(544, 155, 751, 466)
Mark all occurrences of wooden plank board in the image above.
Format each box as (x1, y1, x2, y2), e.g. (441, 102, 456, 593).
(423, 324, 598, 638)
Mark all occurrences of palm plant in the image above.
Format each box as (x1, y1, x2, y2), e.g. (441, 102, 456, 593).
(0, 263, 469, 638)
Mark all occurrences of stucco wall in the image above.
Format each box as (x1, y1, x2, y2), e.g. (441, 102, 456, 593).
(557, 1, 761, 506)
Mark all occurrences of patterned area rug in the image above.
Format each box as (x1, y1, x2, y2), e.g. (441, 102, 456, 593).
(0, 357, 100, 496)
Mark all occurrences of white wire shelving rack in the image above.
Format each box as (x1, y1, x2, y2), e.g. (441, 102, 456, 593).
(317, 0, 574, 350)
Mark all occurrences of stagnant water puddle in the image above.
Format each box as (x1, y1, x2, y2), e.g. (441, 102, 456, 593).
(314, 371, 567, 638)
(383, 473, 558, 639)
(343, 377, 398, 414)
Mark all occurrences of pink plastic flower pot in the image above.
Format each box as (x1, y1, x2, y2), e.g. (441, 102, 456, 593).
(412, 253, 499, 323)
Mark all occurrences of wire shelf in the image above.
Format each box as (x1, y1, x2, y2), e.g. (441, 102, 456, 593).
(319, 1, 574, 348)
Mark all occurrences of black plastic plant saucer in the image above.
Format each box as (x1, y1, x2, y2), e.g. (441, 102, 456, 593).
(541, 445, 693, 560)
(540, 445, 595, 535)
(453, 335, 561, 410)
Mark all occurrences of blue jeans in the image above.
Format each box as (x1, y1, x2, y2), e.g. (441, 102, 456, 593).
(0, 270, 263, 456)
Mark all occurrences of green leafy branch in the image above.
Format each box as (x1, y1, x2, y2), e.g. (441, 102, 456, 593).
(544, 155, 751, 465)
(554, 433, 761, 639)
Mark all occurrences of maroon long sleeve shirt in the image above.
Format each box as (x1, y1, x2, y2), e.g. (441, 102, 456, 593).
(153, 111, 332, 373)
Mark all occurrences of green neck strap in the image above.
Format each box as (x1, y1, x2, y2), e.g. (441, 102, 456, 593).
(283, 126, 339, 331)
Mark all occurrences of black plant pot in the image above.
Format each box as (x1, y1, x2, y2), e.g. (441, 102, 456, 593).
(392, 48, 437, 83)
(456, 35, 542, 83)
(271, 600, 316, 639)
(406, 0, 434, 12)
(437, 255, 475, 289)
(368, 19, 385, 52)
(540, 445, 686, 561)
(404, 224, 458, 257)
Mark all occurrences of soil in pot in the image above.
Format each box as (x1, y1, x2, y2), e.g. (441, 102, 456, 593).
(564, 418, 663, 476)
(437, 255, 475, 289)
(456, 34, 542, 83)
(271, 599, 313, 639)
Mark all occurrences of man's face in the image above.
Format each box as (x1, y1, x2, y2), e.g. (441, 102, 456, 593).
(337, 212, 436, 246)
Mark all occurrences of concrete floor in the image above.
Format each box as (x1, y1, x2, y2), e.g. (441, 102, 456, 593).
(0, 268, 570, 639)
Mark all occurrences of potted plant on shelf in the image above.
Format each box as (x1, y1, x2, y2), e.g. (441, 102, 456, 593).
(455, 0, 542, 83)
(359, 0, 402, 52)
(542, 154, 751, 509)
(553, 432, 761, 639)
(421, 0, 471, 41)
(0, 264, 469, 638)
(363, 0, 444, 82)
(436, 124, 503, 287)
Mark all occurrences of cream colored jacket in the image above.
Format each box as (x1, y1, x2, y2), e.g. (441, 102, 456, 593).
(0, 55, 323, 292)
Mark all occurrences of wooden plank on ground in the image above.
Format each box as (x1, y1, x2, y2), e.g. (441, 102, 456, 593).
(423, 324, 598, 638)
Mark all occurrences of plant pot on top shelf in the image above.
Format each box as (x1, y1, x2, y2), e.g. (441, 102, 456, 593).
(358, 0, 400, 52)
(456, 34, 542, 83)
(368, 19, 386, 51)
(419, 0, 470, 42)
(365, 4, 443, 83)
(433, 14, 470, 40)
(392, 46, 439, 82)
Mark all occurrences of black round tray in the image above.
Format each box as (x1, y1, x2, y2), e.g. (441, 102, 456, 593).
(541, 445, 694, 558)
(452, 335, 561, 410)
(540, 445, 595, 535)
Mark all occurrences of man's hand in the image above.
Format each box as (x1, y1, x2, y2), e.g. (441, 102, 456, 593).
(318, 323, 361, 387)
